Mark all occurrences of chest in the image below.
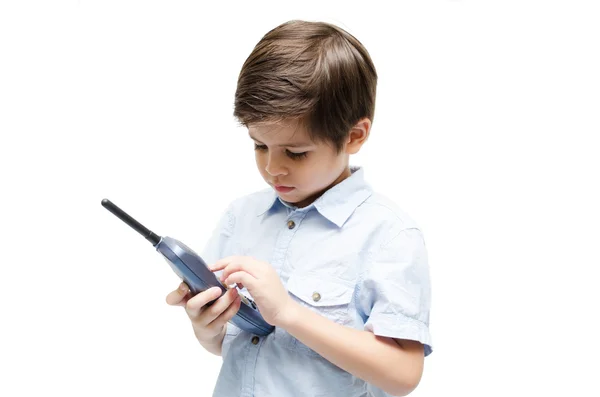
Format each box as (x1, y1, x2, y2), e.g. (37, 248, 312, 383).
(231, 210, 378, 287)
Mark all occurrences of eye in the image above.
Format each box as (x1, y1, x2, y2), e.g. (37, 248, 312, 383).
(254, 144, 307, 160)
(254, 144, 268, 151)
(286, 150, 308, 160)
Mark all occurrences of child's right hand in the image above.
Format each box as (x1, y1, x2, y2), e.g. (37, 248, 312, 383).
(166, 282, 242, 344)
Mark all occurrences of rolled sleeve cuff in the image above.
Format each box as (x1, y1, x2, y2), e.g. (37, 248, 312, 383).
(364, 313, 433, 357)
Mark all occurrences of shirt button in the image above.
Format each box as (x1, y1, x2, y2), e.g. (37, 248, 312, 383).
(312, 292, 321, 302)
(251, 336, 260, 345)
(287, 220, 296, 229)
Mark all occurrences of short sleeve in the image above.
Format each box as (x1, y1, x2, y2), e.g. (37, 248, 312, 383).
(200, 204, 236, 266)
(354, 227, 433, 357)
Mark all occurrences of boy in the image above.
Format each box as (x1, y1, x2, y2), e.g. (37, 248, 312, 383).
(166, 20, 432, 397)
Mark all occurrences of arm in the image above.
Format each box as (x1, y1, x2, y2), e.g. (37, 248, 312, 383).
(197, 325, 226, 357)
(279, 227, 431, 396)
(279, 302, 424, 396)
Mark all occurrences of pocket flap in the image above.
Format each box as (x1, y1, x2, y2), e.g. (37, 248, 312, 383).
(287, 273, 354, 307)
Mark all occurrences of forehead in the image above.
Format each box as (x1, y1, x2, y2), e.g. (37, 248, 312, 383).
(248, 120, 314, 147)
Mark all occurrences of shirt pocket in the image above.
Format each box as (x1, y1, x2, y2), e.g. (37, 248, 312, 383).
(285, 272, 355, 357)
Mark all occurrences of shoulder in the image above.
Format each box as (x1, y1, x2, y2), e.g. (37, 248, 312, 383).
(359, 190, 421, 233)
(210, 188, 273, 235)
(337, 187, 425, 253)
(226, 187, 274, 214)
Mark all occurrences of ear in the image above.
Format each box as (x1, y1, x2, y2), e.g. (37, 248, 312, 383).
(345, 118, 371, 155)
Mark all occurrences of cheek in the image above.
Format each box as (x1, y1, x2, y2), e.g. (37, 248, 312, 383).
(311, 155, 342, 180)
(255, 151, 264, 166)
(296, 160, 324, 184)
(255, 152, 267, 174)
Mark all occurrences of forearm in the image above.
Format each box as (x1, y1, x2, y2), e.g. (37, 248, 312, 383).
(196, 326, 226, 357)
(279, 302, 422, 396)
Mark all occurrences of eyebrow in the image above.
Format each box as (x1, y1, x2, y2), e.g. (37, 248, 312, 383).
(248, 133, 312, 148)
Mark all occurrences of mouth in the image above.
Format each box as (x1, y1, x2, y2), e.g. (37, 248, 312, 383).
(274, 185, 295, 193)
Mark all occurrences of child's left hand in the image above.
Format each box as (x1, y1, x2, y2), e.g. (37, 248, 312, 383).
(209, 256, 295, 327)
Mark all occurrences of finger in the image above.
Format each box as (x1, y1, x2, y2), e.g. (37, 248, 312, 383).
(223, 271, 256, 291)
(188, 287, 238, 325)
(166, 282, 191, 306)
(208, 256, 240, 272)
(184, 287, 223, 317)
(205, 293, 243, 332)
(220, 261, 262, 284)
(198, 295, 242, 334)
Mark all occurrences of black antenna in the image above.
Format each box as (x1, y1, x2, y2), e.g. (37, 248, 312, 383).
(101, 199, 161, 246)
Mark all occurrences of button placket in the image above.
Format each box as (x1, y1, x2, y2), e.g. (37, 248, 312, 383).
(269, 210, 309, 284)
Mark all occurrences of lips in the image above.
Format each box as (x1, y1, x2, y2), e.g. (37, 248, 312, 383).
(274, 185, 294, 193)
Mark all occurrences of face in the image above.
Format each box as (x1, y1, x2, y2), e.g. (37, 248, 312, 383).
(249, 120, 356, 208)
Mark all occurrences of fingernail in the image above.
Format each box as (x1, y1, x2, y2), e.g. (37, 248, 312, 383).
(179, 283, 188, 292)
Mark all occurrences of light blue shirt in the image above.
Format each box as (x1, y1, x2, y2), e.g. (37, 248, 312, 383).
(202, 166, 432, 397)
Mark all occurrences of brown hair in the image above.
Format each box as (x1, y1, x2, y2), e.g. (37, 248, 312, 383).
(233, 20, 378, 152)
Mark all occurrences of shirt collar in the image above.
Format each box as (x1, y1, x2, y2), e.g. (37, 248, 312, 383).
(256, 166, 372, 228)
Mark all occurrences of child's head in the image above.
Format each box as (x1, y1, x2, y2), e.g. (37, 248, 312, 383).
(234, 20, 378, 207)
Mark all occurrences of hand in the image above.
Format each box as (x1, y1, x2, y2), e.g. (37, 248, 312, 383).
(209, 256, 294, 327)
(165, 281, 241, 343)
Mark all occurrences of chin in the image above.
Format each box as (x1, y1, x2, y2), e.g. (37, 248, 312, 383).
(277, 192, 299, 201)
(278, 191, 305, 204)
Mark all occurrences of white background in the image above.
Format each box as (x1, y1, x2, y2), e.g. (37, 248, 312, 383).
(1, 1, 599, 396)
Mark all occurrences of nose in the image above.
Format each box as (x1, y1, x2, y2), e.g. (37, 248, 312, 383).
(265, 153, 288, 177)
